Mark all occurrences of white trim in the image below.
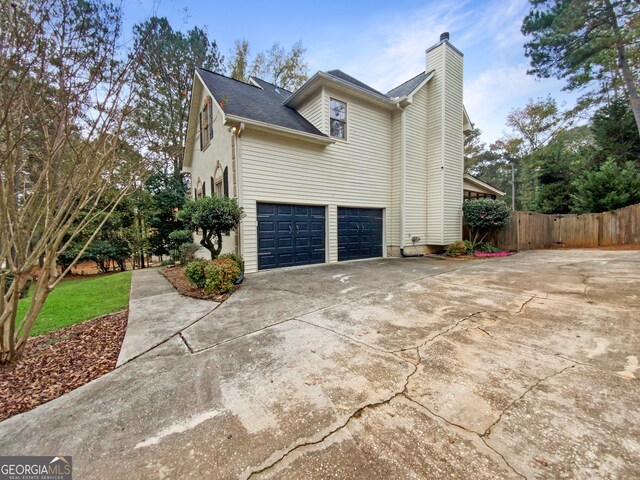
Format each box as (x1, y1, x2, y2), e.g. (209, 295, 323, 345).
(285, 72, 395, 110)
(464, 174, 506, 196)
(225, 114, 335, 145)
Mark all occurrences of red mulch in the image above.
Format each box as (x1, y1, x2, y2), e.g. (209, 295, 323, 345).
(160, 266, 236, 302)
(0, 310, 128, 422)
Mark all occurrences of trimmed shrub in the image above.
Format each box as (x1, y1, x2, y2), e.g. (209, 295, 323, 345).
(203, 259, 241, 295)
(446, 241, 468, 257)
(463, 199, 511, 244)
(218, 252, 244, 273)
(184, 259, 209, 288)
(475, 241, 501, 253)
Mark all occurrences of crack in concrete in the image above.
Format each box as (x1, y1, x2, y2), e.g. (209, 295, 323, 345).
(401, 395, 528, 479)
(295, 318, 399, 359)
(178, 332, 194, 354)
(245, 309, 499, 479)
(482, 363, 576, 439)
(244, 363, 418, 480)
(393, 311, 487, 355)
(116, 304, 219, 367)
(517, 295, 537, 314)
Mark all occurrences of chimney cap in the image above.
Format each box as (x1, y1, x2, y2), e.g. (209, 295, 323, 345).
(440, 32, 450, 41)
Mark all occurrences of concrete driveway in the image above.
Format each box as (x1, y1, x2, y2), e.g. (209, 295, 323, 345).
(1, 250, 638, 479)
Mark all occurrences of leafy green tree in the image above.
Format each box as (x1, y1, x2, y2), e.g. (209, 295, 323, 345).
(522, 0, 640, 135)
(144, 172, 188, 257)
(464, 127, 486, 172)
(228, 40, 309, 91)
(533, 127, 592, 213)
(571, 159, 640, 213)
(179, 197, 244, 259)
(130, 17, 224, 176)
(228, 39, 250, 82)
(591, 97, 640, 164)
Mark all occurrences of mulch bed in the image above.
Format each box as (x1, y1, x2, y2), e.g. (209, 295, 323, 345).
(160, 266, 236, 302)
(0, 310, 128, 422)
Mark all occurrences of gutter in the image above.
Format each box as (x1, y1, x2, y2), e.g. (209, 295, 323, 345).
(225, 114, 335, 146)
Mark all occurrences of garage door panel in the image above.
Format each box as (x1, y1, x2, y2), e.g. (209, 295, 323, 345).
(338, 207, 383, 261)
(258, 203, 326, 270)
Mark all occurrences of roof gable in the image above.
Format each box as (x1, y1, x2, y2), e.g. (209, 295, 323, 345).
(387, 71, 433, 98)
(195, 68, 325, 137)
(325, 70, 387, 98)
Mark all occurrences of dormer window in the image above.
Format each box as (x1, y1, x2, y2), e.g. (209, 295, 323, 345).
(330, 98, 347, 139)
(199, 97, 214, 151)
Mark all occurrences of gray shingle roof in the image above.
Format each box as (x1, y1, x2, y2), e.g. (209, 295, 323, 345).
(196, 68, 325, 137)
(386, 70, 433, 98)
(325, 70, 388, 99)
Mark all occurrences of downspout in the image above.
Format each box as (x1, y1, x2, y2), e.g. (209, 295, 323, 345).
(235, 122, 245, 259)
(400, 105, 406, 255)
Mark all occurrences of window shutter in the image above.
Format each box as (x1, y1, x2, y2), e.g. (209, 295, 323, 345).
(199, 111, 204, 151)
(223, 167, 229, 197)
(208, 102, 214, 140)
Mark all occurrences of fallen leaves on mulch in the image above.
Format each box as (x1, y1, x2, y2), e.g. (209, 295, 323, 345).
(0, 310, 128, 422)
(160, 266, 236, 302)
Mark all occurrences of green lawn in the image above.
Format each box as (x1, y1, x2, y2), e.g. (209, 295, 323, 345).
(17, 271, 132, 337)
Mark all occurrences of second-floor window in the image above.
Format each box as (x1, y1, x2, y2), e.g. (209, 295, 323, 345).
(330, 98, 347, 139)
(200, 97, 214, 150)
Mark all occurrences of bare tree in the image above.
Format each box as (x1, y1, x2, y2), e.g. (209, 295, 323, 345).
(0, 0, 148, 363)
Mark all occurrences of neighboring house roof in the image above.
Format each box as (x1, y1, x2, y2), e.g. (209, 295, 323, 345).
(387, 71, 432, 98)
(196, 67, 326, 137)
(464, 173, 506, 196)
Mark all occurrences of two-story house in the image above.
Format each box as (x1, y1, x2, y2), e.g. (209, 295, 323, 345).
(183, 32, 470, 273)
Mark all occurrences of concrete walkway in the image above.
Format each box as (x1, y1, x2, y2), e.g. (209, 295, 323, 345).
(117, 269, 218, 365)
(0, 250, 638, 479)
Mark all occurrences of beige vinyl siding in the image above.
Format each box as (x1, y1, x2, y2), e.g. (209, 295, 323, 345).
(240, 88, 393, 272)
(425, 46, 445, 245)
(389, 110, 402, 247)
(403, 87, 429, 245)
(442, 47, 464, 243)
(188, 79, 237, 258)
(423, 42, 464, 245)
(297, 90, 324, 133)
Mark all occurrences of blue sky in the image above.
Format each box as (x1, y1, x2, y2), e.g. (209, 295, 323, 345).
(123, 0, 578, 144)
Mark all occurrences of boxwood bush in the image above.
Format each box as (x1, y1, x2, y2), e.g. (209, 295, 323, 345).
(218, 252, 244, 273)
(184, 259, 208, 288)
(203, 259, 240, 295)
(184, 258, 241, 295)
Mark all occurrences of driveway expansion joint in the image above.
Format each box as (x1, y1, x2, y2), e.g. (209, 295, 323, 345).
(189, 295, 366, 355)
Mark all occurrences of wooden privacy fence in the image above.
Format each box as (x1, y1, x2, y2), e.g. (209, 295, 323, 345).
(476, 203, 640, 251)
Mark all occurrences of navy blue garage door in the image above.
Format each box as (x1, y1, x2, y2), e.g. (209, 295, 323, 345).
(338, 207, 383, 261)
(257, 203, 326, 270)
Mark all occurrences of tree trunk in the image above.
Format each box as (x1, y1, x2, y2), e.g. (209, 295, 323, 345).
(605, 0, 640, 136)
